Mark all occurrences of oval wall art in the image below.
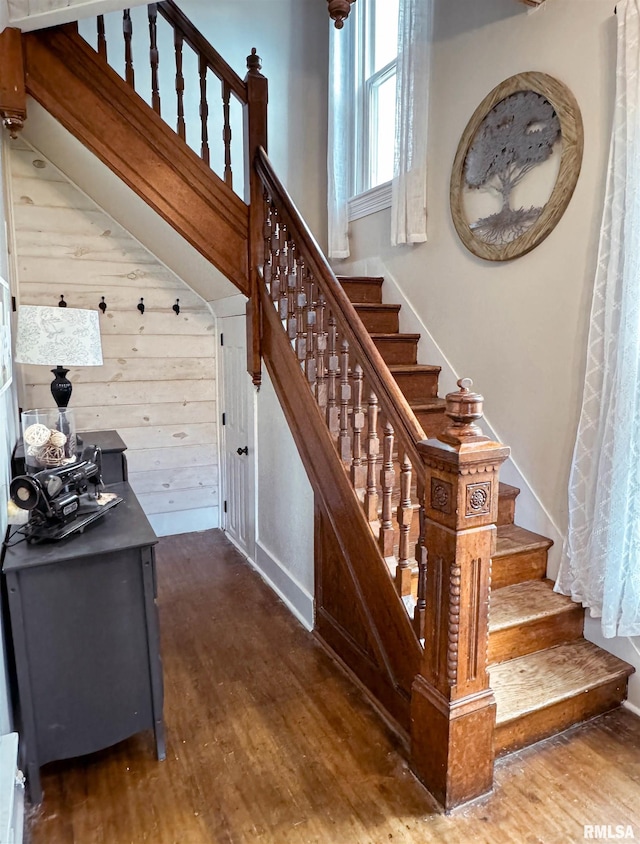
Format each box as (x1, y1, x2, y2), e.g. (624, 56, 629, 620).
(450, 71, 583, 261)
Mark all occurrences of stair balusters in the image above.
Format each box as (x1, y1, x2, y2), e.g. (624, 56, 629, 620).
(123, 10, 135, 89)
(148, 4, 161, 115)
(198, 54, 210, 165)
(97, 16, 107, 61)
(85, 3, 253, 201)
(379, 421, 395, 557)
(222, 81, 233, 189)
(174, 29, 186, 140)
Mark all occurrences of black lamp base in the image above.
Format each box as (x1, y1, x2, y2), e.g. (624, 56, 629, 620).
(50, 366, 72, 409)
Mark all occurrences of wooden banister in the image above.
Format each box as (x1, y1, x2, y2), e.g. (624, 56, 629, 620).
(254, 146, 426, 469)
(156, 1, 247, 102)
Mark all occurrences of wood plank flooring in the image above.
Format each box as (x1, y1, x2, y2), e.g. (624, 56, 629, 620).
(27, 530, 640, 844)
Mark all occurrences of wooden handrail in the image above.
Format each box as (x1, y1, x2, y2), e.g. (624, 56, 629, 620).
(156, 1, 247, 102)
(254, 146, 426, 469)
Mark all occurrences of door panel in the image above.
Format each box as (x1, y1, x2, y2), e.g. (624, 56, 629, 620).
(220, 315, 255, 559)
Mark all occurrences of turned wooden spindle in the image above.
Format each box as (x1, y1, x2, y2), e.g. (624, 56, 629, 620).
(198, 54, 210, 164)
(315, 295, 328, 409)
(294, 256, 307, 359)
(326, 316, 340, 436)
(97, 16, 108, 61)
(174, 29, 186, 140)
(123, 10, 135, 89)
(222, 81, 233, 189)
(364, 391, 380, 521)
(413, 476, 427, 640)
(285, 239, 297, 335)
(411, 377, 510, 810)
(148, 4, 161, 115)
(379, 420, 395, 557)
(262, 196, 274, 296)
(350, 365, 366, 489)
(304, 276, 317, 388)
(396, 452, 414, 596)
(338, 340, 351, 461)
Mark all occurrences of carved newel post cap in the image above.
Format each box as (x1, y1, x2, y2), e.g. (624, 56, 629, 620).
(246, 47, 262, 73)
(439, 378, 486, 444)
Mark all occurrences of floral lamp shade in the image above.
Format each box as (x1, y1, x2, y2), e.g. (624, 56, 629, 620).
(14, 305, 103, 367)
(14, 305, 103, 408)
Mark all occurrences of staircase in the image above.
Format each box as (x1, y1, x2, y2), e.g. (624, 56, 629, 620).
(0, 3, 634, 814)
(337, 272, 634, 758)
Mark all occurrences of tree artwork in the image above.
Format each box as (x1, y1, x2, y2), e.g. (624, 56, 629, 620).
(464, 91, 561, 246)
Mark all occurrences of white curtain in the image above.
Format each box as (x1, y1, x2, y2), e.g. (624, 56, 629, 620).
(327, 22, 352, 260)
(391, 0, 432, 246)
(555, 0, 640, 637)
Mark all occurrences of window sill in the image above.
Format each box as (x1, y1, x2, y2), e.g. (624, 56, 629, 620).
(348, 181, 392, 222)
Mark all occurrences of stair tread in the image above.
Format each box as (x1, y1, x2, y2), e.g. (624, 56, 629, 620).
(388, 363, 442, 374)
(495, 523, 553, 558)
(491, 640, 634, 726)
(490, 580, 578, 632)
(410, 398, 446, 412)
(370, 332, 421, 340)
(498, 481, 521, 498)
(353, 303, 400, 312)
(336, 275, 384, 283)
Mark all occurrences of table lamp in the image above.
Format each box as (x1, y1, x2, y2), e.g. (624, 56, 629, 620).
(14, 305, 103, 408)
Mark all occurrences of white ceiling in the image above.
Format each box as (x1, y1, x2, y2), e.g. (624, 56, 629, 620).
(3, 0, 146, 32)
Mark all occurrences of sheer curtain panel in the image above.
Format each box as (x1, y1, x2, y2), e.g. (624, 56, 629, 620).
(555, 0, 640, 637)
(391, 0, 432, 246)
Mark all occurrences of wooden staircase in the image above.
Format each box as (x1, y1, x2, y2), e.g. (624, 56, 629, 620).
(337, 273, 634, 759)
(1, 4, 634, 813)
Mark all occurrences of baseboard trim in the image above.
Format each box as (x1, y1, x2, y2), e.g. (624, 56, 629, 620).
(251, 540, 314, 631)
(148, 506, 219, 537)
(623, 699, 640, 718)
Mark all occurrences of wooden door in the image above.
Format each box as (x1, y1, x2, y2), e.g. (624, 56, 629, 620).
(220, 315, 255, 560)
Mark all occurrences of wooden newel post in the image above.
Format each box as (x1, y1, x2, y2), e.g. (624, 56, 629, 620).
(244, 48, 268, 387)
(0, 29, 27, 138)
(410, 378, 509, 811)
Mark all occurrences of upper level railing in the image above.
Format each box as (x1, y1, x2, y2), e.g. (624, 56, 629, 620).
(81, 1, 249, 200)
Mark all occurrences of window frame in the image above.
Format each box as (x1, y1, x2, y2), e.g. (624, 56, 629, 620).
(348, 0, 397, 221)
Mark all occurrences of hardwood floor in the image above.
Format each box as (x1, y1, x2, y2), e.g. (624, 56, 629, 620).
(27, 530, 640, 844)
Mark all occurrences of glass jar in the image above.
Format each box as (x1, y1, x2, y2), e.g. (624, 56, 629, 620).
(21, 408, 78, 473)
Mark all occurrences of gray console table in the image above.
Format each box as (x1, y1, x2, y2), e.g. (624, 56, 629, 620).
(2, 482, 165, 804)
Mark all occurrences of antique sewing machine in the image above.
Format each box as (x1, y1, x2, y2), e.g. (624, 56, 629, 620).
(9, 445, 122, 542)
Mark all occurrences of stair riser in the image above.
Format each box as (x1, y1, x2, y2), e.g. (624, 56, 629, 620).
(373, 338, 418, 365)
(414, 408, 447, 439)
(488, 607, 584, 665)
(495, 677, 630, 756)
(355, 308, 400, 334)
(391, 372, 439, 400)
(339, 280, 383, 304)
(492, 549, 548, 590)
(497, 494, 517, 527)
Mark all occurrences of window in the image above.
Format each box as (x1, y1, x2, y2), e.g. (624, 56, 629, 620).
(354, 0, 399, 196)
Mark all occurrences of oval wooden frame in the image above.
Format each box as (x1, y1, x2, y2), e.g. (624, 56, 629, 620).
(450, 71, 584, 262)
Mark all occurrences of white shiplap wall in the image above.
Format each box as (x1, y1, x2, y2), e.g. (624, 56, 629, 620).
(8, 138, 219, 536)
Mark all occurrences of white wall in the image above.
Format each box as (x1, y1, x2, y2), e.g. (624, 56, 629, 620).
(9, 138, 219, 537)
(336, 0, 640, 708)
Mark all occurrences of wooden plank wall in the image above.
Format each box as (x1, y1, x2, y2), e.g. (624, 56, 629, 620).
(8, 137, 219, 535)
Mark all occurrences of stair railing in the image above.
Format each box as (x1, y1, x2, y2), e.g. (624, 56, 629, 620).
(254, 146, 431, 618)
(84, 1, 268, 381)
